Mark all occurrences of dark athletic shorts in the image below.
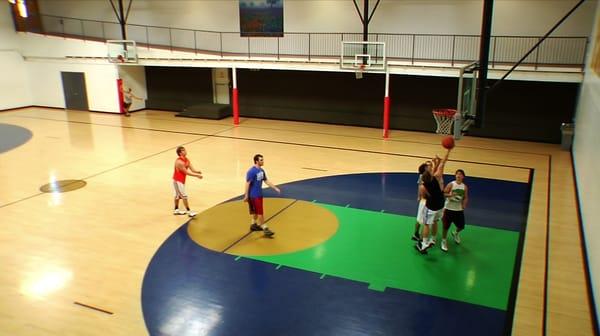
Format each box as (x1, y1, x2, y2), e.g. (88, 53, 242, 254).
(442, 209, 465, 230)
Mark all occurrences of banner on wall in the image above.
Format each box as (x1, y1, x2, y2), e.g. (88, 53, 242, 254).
(239, 0, 283, 37)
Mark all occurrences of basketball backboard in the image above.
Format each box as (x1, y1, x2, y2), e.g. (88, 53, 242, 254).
(454, 62, 478, 138)
(340, 41, 386, 73)
(107, 40, 138, 63)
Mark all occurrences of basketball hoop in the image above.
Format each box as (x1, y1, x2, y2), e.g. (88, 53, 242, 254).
(355, 64, 365, 79)
(432, 108, 457, 134)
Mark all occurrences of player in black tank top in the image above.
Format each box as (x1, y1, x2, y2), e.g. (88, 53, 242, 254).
(416, 148, 452, 254)
(423, 177, 444, 211)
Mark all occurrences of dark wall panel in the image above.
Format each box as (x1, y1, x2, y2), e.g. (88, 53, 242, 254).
(239, 70, 384, 128)
(473, 80, 578, 142)
(144, 67, 577, 143)
(237, 69, 578, 143)
(145, 67, 213, 111)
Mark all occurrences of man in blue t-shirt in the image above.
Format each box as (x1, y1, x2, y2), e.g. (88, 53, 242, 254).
(244, 154, 281, 237)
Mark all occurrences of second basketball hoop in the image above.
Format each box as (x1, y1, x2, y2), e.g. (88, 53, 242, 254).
(340, 41, 386, 74)
(107, 40, 138, 63)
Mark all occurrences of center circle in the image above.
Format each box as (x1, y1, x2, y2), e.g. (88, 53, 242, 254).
(187, 198, 339, 256)
(39, 179, 87, 193)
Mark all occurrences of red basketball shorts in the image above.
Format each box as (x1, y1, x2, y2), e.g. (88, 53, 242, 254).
(248, 197, 264, 215)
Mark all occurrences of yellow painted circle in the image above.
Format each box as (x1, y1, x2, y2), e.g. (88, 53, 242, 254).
(39, 179, 87, 193)
(187, 198, 339, 256)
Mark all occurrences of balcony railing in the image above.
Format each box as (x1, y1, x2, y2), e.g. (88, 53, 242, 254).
(39, 14, 588, 69)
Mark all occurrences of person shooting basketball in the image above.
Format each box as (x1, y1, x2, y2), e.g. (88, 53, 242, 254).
(415, 136, 454, 254)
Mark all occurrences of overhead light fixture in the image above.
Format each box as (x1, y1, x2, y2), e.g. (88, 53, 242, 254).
(17, 0, 27, 18)
(8, 0, 16, 4)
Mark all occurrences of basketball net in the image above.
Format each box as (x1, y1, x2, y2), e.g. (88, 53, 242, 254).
(355, 64, 365, 79)
(432, 108, 457, 134)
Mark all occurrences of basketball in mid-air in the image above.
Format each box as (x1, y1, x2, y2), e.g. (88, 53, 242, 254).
(441, 136, 455, 149)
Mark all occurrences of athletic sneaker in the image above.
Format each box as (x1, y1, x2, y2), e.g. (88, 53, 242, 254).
(415, 242, 428, 255)
(250, 224, 263, 231)
(173, 209, 187, 215)
(188, 210, 198, 217)
(441, 239, 448, 252)
(426, 240, 434, 250)
(263, 228, 275, 237)
(411, 233, 420, 241)
(452, 230, 461, 244)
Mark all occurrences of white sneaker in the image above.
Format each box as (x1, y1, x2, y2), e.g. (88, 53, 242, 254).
(441, 239, 448, 252)
(421, 240, 432, 251)
(452, 231, 461, 244)
(188, 210, 197, 217)
(173, 209, 187, 215)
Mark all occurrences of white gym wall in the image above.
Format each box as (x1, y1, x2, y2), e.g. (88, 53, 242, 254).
(573, 0, 600, 325)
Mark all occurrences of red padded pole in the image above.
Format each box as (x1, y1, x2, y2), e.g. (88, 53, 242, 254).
(117, 78, 124, 114)
(383, 96, 390, 139)
(383, 69, 390, 139)
(232, 67, 239, 125)
(233, 88, 239, 125)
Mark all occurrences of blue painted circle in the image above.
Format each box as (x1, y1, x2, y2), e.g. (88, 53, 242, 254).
(0, 124, 32, 153)
(141, 173, 530, 336)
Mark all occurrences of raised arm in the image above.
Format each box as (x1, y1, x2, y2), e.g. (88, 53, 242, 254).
(434, 149, 451, 178)
(431, 156, 441, 173)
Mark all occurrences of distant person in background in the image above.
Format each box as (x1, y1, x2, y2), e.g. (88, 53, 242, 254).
(121, 87, 141, 117)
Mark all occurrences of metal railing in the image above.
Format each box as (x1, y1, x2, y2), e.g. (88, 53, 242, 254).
(40, 14, 588, 68)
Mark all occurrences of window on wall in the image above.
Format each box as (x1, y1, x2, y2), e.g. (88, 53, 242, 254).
(239, 0, 284, 37)
(9, 0, 43, 33)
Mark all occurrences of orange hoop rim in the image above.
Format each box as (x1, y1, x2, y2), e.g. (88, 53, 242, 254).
(432, 108, 457, 117)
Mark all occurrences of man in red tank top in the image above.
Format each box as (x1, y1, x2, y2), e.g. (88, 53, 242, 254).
(173, 146, 203, 217)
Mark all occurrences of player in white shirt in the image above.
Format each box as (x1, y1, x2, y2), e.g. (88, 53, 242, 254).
(440, 169, 468, 252)
(412, 160, 432, 241)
